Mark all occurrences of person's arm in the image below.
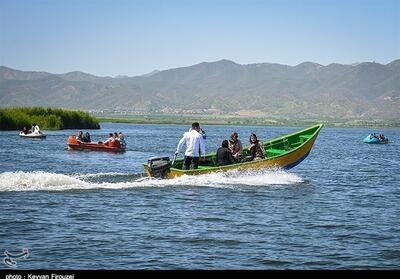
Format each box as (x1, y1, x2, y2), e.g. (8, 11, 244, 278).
(249, 143, 255, 152)
(260, 142, 266, 157)
(238, 141, 243, 155)
(175, 134, 186, 155)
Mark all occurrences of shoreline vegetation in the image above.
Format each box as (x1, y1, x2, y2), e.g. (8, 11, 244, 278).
(1, 107, 398, 130)
(0, 107, 100, 130)
(97, 115, 400, 128)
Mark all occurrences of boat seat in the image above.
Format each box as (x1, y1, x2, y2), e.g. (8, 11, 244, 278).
(299, 135, 311, 143)
(268, 148, 286, 156)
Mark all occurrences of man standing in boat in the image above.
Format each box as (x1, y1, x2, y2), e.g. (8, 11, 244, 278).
(175, 122, 206, 170)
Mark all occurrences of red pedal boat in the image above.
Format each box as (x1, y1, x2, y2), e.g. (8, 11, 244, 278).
(67, 136, 126, 152)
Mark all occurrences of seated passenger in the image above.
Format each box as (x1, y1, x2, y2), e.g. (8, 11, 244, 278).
(31, 123, 41, 134)
(31, 123, 36, 134)
(117, 132, 126, 148)
(76, 131, 84, 141)
(248, 133, 265, 160)
(83, 132, 91, 142)
(103, 133, 115, 145)
(216, 140, 235, 166)
(228, 132, 243, 161)
(117, 132, 124, 140)
(22, 127, 29, 135)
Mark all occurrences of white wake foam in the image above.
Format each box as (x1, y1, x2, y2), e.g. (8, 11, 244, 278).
(0, 169, 303, 192)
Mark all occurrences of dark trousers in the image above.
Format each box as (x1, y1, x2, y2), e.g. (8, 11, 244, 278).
(183, 156, 199, 170)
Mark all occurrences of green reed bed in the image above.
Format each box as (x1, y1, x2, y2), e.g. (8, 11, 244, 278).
(0, 107, 100, 130)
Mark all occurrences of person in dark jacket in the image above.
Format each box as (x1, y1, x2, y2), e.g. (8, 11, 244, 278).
(83, 132, 91, 142)
(76, 131, 85, 141)
(216, 140, 235, 166)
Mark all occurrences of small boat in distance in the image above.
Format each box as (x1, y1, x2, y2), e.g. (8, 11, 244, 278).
(19, 131, 46, 139)
(67, 136, 126, 152)
(363, 133, 388, 144)
(144, 124, 323, 179)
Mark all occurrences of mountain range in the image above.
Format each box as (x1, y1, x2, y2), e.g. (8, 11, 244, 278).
(1, 59, 399, 120)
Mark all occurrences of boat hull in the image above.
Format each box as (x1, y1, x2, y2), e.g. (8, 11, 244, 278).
(363, 135, 388, 144)
(144, 124, 323, 179)
(67, 136, 125, 152)
(19, 132, 46, 138)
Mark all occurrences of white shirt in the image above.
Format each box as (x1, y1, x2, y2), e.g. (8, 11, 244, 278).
(33, 125, 40, 134)
(176, 129, 205, 157)
(104, 137, 114, 144)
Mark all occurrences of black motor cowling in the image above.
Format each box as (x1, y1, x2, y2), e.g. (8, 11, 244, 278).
(147, 156, 171, 178)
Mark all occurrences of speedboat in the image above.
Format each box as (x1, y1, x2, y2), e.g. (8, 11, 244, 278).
(144, 124, 323, 179)
(67, 136, 126, 152)
(363, 134, 388, 144)
(19, 131, 46, 138)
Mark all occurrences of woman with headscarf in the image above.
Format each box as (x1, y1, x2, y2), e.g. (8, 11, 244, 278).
(248, 133, 265, 160)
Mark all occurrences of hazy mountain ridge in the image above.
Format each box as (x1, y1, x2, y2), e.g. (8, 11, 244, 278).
(0, 59, 399, 120)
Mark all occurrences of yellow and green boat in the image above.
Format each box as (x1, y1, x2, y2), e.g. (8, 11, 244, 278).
(144, 124, 323, 179)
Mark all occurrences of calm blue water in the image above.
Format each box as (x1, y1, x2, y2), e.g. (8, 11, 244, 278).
(0, 123, 399, 269)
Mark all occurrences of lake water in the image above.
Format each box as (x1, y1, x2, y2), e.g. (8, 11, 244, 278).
(0, 123, 399, 269)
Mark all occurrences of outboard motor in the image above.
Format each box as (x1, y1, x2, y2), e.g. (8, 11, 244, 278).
(147, 156, 171, 178)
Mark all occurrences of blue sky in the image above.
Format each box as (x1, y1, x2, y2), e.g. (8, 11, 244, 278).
(1, 0, 399, 76)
